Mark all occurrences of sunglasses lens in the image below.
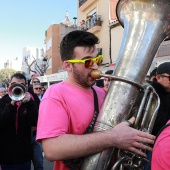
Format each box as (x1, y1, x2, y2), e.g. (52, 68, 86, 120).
(96, 56, 102, 65)
(85, 59, 94, 68)
(35, 88, 41, 90)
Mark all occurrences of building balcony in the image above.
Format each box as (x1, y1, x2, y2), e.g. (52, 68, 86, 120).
(79, 0, 97, 12)
(87, 25, 101, 33)
(79, 15, 102, 33)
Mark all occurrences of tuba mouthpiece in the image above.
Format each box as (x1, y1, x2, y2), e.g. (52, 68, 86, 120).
(91, 70, 102, 79)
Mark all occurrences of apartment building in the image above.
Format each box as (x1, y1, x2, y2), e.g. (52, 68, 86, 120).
(4, 57, 22, 71)
(78, 0, 170, 73)
(78, 0, 124, 71)
(44, 23, 76, 74)
(22, 47, 45, 76)
(44, 12, 79, 75)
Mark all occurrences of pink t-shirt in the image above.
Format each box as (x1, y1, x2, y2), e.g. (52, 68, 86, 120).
(36, 81, 105, 170)
(151, 120, 170, 170)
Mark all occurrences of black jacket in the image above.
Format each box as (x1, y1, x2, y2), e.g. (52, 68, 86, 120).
(0, 94, 38, 164)
(28, 85, 40, 109)
(150, 80, 170, 136)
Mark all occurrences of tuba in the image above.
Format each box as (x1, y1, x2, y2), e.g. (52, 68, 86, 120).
(81, 0, 170, 169)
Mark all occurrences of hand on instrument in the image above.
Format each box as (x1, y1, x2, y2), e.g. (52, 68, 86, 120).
(110, 117, 155, 157)
(22, 92, 31, 103)
(11, 100, 17, 106)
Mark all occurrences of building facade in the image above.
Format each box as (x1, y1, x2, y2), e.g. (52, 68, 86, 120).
(4, 57, 22, 71)
(44, 23, 76, 75)
(22, 47, 45, 76)
(78, 0, 110, 66)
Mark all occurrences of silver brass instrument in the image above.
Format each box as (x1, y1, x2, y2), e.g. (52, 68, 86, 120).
(81, 0, 170, 169)
(8, 83, 26, 101)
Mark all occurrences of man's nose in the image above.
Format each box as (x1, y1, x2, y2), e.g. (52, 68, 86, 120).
(91, 61, 98, 69)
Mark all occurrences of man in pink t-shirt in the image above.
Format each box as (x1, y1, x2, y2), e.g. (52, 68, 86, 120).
(151, 120, 170, 170)
(36, 30, 155, 170)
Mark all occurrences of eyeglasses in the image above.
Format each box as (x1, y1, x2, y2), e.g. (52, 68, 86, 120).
(67, 55, 103, 68)
(34, 88, 42, 90)
(33, 81, 40, 83)
(160, 74, 170, 81)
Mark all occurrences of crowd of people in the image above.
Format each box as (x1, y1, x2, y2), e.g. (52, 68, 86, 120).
(36, 30, 154, 170)
(0, 30, 170, 170)
(0, 73, 46, 170)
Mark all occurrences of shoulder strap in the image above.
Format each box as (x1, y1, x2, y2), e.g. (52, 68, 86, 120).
(84, 86, 99, 134)
(62, 86, 100, 170)
(91, 86, 99, 113)
(155, 123, 170, 143)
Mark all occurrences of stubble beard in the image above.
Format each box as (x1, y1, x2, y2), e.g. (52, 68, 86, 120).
(72, 66, 95, 88)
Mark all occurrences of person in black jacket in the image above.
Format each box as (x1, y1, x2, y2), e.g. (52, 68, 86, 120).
(0, 73, 38, 170)
(145, 62, 170, 170)
(31, 82, 44, 170)
(151, 62, 170, 136)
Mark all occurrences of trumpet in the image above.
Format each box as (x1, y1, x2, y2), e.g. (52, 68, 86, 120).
(8, 83, 26, 101)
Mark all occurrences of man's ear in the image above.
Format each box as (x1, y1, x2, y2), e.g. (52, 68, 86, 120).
(63, 61, 72, 72)
(156, 74, 161, 82)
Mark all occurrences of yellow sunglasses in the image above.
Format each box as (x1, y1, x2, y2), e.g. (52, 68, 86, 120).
(67, 55, 103, 68)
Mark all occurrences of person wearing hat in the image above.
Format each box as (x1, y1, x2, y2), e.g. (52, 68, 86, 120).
(144, 62, 170, 170)
(148, 67, 157, 82)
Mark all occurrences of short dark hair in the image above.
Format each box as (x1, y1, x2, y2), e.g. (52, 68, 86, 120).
(60, 30, 99, 61)
(10, 72, 26, 84)
(105, 70, 113, 75)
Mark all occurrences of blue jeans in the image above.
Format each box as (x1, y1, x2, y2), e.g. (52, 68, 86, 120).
(1, 161, 31, 170)
(144, 151, 152, 170)
(32, 135, 43, 170)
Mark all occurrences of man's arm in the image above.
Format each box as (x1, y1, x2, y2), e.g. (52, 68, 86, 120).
(0, 96, 16, 128)
(42, 117, 155, 161)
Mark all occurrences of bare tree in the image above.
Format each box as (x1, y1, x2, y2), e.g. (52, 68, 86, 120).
(24, 56, 51, 76)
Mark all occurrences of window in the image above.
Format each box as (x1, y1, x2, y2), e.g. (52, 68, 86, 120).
(46, 38, 52, 51)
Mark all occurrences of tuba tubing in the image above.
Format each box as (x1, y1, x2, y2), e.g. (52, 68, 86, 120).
(81, 0, 170, 169)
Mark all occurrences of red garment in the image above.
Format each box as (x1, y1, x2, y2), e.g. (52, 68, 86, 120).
(151, 120, 170, 170)
(102, 87, 107, 93)
(15, 102, 21, 134)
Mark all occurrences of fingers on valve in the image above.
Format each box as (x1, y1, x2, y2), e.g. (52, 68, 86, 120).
(129, 146, 147, 157)
(125, 120, 133, 127)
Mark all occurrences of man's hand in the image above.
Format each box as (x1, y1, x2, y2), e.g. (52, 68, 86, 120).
(11, 100, 16, 106)
(110, 117, 155, 157)
(22, 92, 31, 103)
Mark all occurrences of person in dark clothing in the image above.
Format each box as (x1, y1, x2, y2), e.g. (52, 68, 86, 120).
(0, 73, 38, 170)
(144, 62, 170, 170)
(150, 81, 170, 136)
(151, 63, 170, 136)
(28, 78, 43, 170)
(28, 78, 40, 105)
(149, 67, 157, 82)
(102, 70, 114, 93)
